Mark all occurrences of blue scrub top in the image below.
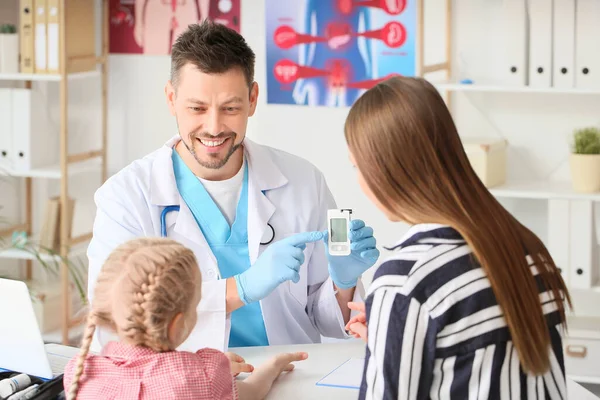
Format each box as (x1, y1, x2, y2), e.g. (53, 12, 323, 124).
(172, 151, 269, 347)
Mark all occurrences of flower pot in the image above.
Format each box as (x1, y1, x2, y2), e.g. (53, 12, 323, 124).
(570, 153, 600, 193)
(0, 33, 19, 74)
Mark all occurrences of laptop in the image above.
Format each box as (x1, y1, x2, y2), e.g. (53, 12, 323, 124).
(0, 278, 80, 380)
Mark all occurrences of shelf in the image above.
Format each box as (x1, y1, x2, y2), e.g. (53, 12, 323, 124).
(2, 159, 101, 179)
(489, 180, 600, 201)
(0, 244, 87, 263)
(0, 70, 100, 82)
(434, 82, 600, 95)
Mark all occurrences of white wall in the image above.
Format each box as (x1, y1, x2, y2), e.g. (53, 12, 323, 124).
(93, 1, 600, 291)
(2, 0, 599, 310)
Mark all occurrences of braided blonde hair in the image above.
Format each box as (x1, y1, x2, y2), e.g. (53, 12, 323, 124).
(67, 237, 201, 400)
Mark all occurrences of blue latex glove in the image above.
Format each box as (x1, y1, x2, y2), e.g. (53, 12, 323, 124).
(235, 231, 324, 304)
(323, 219, 380, 289)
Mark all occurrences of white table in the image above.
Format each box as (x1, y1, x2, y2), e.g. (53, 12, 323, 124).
(47, 341, 597, 399)
(231, 341, 599, 400)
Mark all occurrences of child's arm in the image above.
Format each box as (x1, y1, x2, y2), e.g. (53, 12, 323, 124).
(236, 352, 308, 400)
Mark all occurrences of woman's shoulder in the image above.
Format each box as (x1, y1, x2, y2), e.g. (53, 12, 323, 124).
(371, 225, 478, 302)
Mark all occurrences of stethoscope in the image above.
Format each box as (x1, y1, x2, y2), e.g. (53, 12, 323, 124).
(160, 205, 276, 245)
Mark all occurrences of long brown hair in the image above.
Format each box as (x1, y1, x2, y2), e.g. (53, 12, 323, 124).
(345, 76, 571, 374)
(67, 237, 200, 400)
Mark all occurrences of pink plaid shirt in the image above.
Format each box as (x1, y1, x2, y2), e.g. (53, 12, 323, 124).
(63, 342, 238, 399)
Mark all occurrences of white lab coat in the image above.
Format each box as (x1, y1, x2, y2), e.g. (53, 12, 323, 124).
(88, 136, 363, 353)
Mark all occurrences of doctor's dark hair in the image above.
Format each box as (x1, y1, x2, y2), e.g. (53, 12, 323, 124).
(345, 76, 571, 375)
(67, 238, 200, 400)
(170, 20, 256, 89)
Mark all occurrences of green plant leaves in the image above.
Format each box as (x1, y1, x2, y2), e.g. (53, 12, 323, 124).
(573, 127, 600, 155)
(0, 24, 17, 34)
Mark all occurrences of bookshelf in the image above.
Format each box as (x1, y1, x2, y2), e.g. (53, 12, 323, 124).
(0, 0, 109, 344)
(416, 1, 600, 385)
(0, 70, 100, 81)
(433, 82, 600, 95)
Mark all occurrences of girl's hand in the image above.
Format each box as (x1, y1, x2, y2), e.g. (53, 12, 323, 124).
(225, 352, 254, 376)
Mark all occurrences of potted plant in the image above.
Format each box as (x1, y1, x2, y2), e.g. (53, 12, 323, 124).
(570, 126, 600, 193)
(0, 23, 19, 74)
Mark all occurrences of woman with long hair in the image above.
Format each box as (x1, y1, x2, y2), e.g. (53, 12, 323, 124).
(344, 76, 571, 399)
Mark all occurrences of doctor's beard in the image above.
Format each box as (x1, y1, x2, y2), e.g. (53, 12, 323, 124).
(182, 130, 242, 170)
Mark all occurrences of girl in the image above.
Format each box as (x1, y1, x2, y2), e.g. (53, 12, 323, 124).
(344, 77, 571, 399)
(64, 237, 306, 400)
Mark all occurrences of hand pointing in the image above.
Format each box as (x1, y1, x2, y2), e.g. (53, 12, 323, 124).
(235, 231, 324, 304)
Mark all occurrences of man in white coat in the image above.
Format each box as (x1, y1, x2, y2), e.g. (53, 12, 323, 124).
(87, 22, 379, 364)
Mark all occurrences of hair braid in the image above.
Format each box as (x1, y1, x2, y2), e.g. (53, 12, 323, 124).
(120, 261, 170, 351)
(67, 313, 97, 400)
(111, 240, 199, 351)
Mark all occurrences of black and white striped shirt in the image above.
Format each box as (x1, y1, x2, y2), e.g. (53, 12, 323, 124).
(359, 224, 566, 400)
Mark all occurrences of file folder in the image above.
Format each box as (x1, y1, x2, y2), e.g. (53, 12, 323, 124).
(552, 0, 575, 88)
(569, 200, 597, 288)
(46, 0, 97, 74)
(10, 88, 58, 172)
(528, 0, 553, 87)
(46, 0, 58, 74)
(575, 0, 600, 89)
(547, 199, 570, 286)
(501, 0, 529, 86)
(0, 89, 13, 170)
(33, 0, 47, 73)
(19, 0, 35, 74)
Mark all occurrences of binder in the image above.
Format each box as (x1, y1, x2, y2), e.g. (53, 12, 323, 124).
(575, 0, 600, 89)
(501, 0, 529, 86)
(19, 0, 35, 73)
(527, 0, 553, 87)
(46, 0, 96, 74)
(46, 0, 58, 74)
(552, 0, 575, 88)
(39, 197, 60, 250)
(10, 88, 58, 172)
(0, 88, 13, 171)
(547, 199, 570, 286)
(569, 200, 597, 288)
(33, 0, 47, 73)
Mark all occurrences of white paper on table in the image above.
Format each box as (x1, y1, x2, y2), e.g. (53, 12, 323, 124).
(316, 357, 365, 389)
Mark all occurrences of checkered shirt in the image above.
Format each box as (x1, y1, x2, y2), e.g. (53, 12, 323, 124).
(63, 341, 238, 399)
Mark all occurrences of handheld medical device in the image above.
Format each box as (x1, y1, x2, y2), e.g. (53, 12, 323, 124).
(327, 209, 352, 256)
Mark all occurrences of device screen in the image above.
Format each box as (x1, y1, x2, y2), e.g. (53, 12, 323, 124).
(330, 218, 348, 243)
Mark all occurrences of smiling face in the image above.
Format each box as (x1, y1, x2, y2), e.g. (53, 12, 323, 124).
(165, 63, 258, 178)
(166, 21, 257, 180)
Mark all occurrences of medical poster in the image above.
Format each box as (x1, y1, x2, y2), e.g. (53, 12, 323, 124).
(265, 0, 416, 107)
(109, 0, 241, 55)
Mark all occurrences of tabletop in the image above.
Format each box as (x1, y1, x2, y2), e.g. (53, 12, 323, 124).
(231, 340, 366, 399)
(46, 341, 598, 399)
(231, 341, 599, 400)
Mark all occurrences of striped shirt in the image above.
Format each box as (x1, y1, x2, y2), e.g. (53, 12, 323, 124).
(359, 224, 566, 400)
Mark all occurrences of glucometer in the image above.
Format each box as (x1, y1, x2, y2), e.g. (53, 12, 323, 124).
(327, 209, 352, 256)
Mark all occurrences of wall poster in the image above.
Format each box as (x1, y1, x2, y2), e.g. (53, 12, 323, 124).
(266, 0, 416, 107)
(109, 0, 241, 55)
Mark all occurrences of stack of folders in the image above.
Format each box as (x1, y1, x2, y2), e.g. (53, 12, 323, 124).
(500, 0, 600, 90)
(0, 87, 58, 173)
(18, 0, 96, 74)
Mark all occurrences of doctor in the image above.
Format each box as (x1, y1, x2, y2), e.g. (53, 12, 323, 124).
(87, 21, 379, 354)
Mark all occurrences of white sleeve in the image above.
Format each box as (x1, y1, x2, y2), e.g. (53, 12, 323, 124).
(178, 279, 228, 352)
